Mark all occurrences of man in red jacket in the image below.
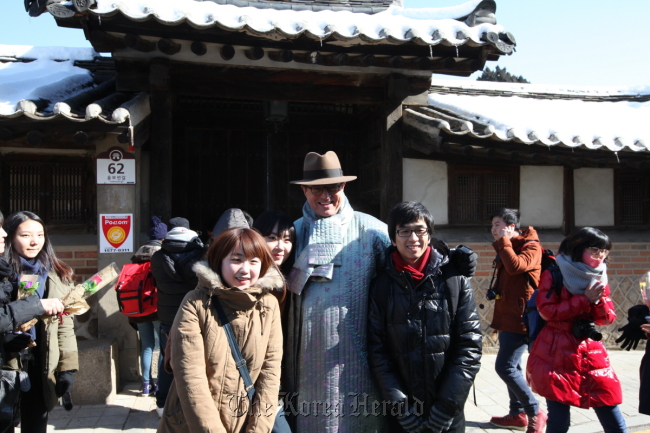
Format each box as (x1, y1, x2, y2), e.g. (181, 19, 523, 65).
(488, 208, 547, 433)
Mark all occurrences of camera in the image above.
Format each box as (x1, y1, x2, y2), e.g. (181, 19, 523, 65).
(486, 288, 499, 301)
(572, 320, 602, 341)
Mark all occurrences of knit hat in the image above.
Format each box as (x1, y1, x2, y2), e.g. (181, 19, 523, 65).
(149, 216, 168, 240)
(168, 217, 190, 230)
(212, 208, 250, 239)
(166, 227, 199, 242)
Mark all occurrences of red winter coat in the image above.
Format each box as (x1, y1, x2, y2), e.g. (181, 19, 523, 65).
(526, 270, 622, 409)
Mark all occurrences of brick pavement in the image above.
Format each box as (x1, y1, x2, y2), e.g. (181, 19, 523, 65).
(25, 351, 650, 433)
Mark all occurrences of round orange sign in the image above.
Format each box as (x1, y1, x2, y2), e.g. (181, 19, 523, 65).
(107, 226, 126, 244)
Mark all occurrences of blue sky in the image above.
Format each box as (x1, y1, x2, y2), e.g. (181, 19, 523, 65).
(2, 0, 649, 86)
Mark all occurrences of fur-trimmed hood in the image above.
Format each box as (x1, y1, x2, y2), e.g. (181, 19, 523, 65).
(192, 260, 284, 310)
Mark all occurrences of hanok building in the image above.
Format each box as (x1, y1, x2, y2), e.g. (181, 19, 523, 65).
(2, 0, 513, 400)
(1, 0, 648, 402)
(404, 79, 650, 351)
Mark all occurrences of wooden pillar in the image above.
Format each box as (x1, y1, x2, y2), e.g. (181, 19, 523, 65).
(563, 166, 575, 235)
(149, 58, 173, 222)
(380, 100, 404, 221)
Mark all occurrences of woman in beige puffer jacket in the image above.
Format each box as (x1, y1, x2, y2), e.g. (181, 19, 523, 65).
(158, 228, 284, 433)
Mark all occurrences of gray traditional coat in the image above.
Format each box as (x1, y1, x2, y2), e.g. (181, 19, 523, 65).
(286, 195, 390, 433)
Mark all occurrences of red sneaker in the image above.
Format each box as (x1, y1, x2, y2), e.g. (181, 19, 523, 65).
(526, 409, 547, 433)
(490, 412, 528, 430)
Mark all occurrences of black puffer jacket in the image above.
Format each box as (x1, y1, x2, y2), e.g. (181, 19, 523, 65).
(150, 237, 206, 326)
(368, 241, 482, 430)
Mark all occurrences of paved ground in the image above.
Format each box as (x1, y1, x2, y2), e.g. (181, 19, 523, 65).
(22, 351, 650, 432)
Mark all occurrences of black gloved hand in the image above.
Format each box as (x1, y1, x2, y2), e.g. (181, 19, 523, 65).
(616, 304, 650, 351)
(0, 258, 11, 279)
(3, 333, 34, 353)
(450, 245, 478, 278)
(55, 370, 77, 397)
(0, 280, 13, 305)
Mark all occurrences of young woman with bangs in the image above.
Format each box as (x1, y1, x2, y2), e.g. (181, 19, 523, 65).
(158, 227, 285, 433)
(526, 227, 627, 433)
(2, 211, 77, 433)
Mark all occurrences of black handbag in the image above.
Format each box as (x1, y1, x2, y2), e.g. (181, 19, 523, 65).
(212, 297, 291, 433)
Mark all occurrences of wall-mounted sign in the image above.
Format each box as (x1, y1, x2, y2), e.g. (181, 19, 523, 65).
(99, 214, 134, 253)
(97, 147, 136, 184)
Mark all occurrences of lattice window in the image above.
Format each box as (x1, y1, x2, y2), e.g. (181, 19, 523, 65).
(449, 164, 519, 225)
(8, 165, 41, 215)
(1, 158, 91, 225)
(51, 166, 85, 222)
(616, 171, 650, 225)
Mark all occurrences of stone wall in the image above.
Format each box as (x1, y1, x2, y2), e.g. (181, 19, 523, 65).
(468, 242, 649, 353)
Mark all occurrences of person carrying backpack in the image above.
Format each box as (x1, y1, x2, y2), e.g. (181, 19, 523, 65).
(368, 202, 481, 433)
(488, 208, 546, 433)
(150, 219, 206, 416)
(123, 216, 167, 397)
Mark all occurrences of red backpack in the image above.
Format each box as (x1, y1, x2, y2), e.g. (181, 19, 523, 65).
(115, 262, 157, 317)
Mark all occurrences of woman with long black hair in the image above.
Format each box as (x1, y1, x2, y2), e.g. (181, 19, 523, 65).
(526, 227, 627, 433)
(3, 211, 77, 433)
(0, 209, 65, 433)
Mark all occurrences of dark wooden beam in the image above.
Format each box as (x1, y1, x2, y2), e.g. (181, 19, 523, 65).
(88, 30, 126, 52)
(26, 130, 48, 146)
(220, 45, 235, 61)
(0, 128, 14, 141)
(124, 34, 156, 52)
(158, 38, 182, 55)
(149, 58, 173, 222)
(169, 64, 389, 104)
(380, 101, 403, 221)
(190, 41, 207, 56)
(563, 166, 574, 235)
(349, 54, 376, 67)
(267, 50, 293, 63)
(244, 46, 265, 61)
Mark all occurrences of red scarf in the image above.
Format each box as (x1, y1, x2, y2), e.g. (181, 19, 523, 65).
(392, 246, 431, 284)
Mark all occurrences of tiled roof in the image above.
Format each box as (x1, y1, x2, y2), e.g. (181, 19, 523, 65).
(406, 81, 650, 153)
(0, 47, 149, 145)
(60, 0, 511, 52)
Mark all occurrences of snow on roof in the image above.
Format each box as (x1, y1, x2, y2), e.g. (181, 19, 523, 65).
(88, 0, 504, 47)
(422, 80, 650, 152)
(0, 45, 148, 127)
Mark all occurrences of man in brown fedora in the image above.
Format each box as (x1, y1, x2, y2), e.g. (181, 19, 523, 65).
(282, 150, 391, 433)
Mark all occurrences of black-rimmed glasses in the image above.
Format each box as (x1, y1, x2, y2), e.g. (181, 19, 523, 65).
(396, 228, 429, 238)
(586, 247, 609, 256)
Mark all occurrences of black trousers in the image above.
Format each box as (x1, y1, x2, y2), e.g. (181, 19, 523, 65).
(19, 346, 48, 433)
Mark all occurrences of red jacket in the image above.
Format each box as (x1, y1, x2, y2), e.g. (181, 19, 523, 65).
(490, 228, 541, 334)
(526, 270, 622, 408)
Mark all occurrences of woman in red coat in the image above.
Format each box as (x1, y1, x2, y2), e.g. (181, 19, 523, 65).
(526, 227, 627, 433)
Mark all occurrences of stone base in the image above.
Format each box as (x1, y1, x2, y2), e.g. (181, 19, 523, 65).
(71, 338, 119, 405)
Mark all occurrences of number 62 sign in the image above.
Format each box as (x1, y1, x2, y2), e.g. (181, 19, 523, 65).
(97, 146, 136, 184)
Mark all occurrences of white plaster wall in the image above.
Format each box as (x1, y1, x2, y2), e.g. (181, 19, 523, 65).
(520, 166, 564, 228)
(403, 158, 448, 225)
(574, 168, 615, 226)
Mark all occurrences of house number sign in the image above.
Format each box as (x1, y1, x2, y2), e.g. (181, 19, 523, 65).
(97, 147, 136, 184)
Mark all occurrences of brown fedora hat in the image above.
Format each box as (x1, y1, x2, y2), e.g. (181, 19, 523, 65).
(290, 151, 357, 185)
